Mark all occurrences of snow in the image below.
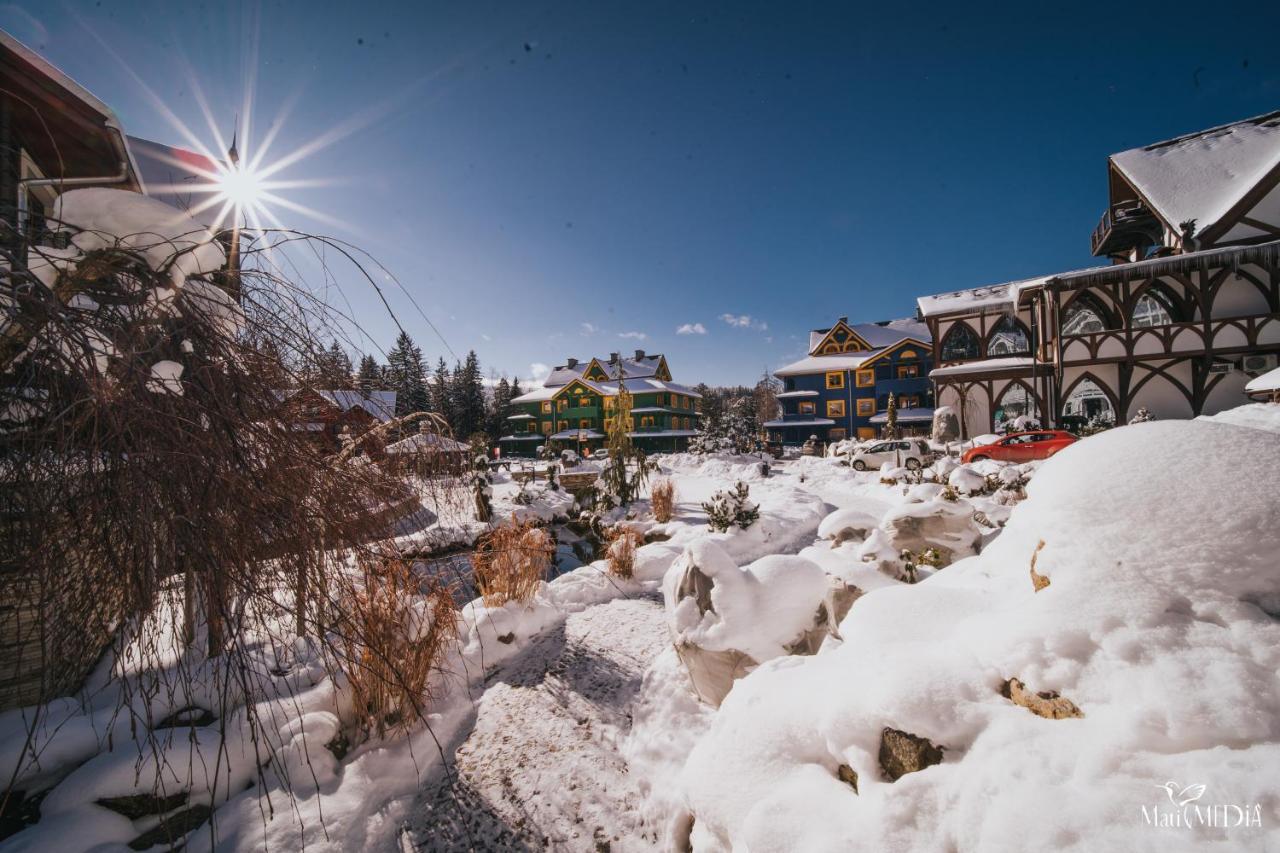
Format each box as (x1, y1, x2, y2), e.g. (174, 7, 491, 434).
(775, 390, 819, 398)
(1243, 365, 1280, 394)
(1111, 110, 1280, 235)
(868, 406, 934, 423)
(916, 277, 1050, 318)
(8, 407, 1275, 852)
(384, 431, 469, 455)
(676, 417, 1280, 852)
(774, 352, 876, 376)
(145, 359, 184, 396)
(1198, 402, 1280, 434)
(929, 356, 1036, 378)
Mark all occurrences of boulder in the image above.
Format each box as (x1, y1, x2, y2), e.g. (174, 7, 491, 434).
(932, 406, 959, 443)
(1001, 678, 1083, 720)
(879, 499, 983, 566)
(817, 508, 880, 547)
(947, 465, 987, 496)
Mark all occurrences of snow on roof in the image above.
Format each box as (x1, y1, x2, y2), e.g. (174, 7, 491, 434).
(499, 434, 544, 441)
(1111, 110, 1280, 235)
(506, 413, 534, 420)
(869, 407, 935, 423)
(776, 390, 820, 398)
(916, 276, 1052, 318)
(550, 429, 605, 440)
(775, 352, 879, 377)
(627, 430, 699, 438)
(544, 353, 668, 386)
(276, 389, 397, 421)
(762, 418, 835, 427)
(929, 357, 1036, 378)
(510, 376, 701, 404)
(128, 136, 228, 229)
(806, 319, 931, 354)
(385, 431, 469, 454)
(1244, 366, 1280, 395)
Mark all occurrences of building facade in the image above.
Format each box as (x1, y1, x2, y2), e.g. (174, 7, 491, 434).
(919, 111, 1280, 436)
(766, 318, 934, 446)
(500, 350, 701, 456)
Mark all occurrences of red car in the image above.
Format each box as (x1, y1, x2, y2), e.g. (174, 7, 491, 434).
(962, 430, 1078, 464)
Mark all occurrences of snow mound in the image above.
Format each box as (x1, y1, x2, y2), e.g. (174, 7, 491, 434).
(680, 419, 1280, 851)
(1198, 402, 1280, 435)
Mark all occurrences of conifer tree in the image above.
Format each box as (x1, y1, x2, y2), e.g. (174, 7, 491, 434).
(356, 354, 382, 392)
(489, 376, 512, 438)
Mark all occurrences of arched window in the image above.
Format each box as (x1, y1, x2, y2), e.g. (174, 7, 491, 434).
(1061, 295, 1112, 336)
(1061, 378, 1114, 426)
(1131, 285, 1179, 328)
(940, 323, 980, 361)
(993, 383, 1037, 431)
(988, 315, 1030, 356)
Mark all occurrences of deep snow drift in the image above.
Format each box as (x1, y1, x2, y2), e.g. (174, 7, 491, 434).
(675, 419, 1280, 852)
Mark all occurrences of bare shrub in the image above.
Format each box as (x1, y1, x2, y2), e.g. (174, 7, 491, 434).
(605, 526, 645, 579)
(338, 551, 459, 737)
(471, 516, 554, 606)
(650, 478, 677, 523)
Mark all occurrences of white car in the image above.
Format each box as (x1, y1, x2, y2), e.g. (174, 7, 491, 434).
(590, 448, 609, 460)
(849, 439, 934, 471)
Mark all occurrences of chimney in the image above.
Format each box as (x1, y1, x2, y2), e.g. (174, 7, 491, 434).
(566, 358, 578, 368)
(609, 352, 619, 363)
(838, 316, 848, 325)
(634, 349, 646, 360)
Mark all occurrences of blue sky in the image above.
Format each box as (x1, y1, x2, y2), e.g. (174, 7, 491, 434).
(5, 1, 1279, 385)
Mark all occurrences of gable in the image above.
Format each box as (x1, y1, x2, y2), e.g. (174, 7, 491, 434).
(655, 356, 672, 381)
(857, 337, 931, 369)
(812, 320, 873, 356)
(582, 358, 610, 381)
(552, 380, 598, 400)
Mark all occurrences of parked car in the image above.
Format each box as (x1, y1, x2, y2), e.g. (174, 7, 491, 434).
(849, 439, 935, 471)
(961, 430, 1078, 464)
(590, 448, 609, 460)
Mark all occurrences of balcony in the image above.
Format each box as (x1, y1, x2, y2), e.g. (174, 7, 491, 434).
(559, 405, 599, 419)
(1091, 202, 1161, 257)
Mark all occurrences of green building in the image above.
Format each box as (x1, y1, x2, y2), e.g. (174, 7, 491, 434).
(499, 350, 701, 457)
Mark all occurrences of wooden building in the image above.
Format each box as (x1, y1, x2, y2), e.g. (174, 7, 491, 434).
(276, 389, 397, 455)
(918, 112, 1280, 436)
(766, 318, 933, 446)
(499, 350, 701, 456)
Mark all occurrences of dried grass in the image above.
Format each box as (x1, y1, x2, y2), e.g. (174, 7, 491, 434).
(650, 478, 677, 523)
(340, 551, 459, 736)
(605, 526, 645, 579)
(471, 516, 554, 606)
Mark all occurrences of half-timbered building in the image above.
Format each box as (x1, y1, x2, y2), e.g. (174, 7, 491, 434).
(500, 350, 701, 456)
(766, 318, 933, 446)
(919, 111, 1280, 436)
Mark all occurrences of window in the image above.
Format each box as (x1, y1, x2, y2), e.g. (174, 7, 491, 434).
(604, 396, 615, 410)
(825, 371, 845, 389)
(579, 419, 591, 429)
(857, 427, 876, 440)
(656, 393, 665, 406)
(558, 420, 567, 431)
(528, 421, 539, 433)
(900, 395, 920, 408)
(829, 428, 847, 441)
(1061, 378, 1115, 425)
(557, 399, 567, 411)
(578, 396, 591, 407)
(856, 398, 874, 416)
(541, 422, 552, 434)
(994, 384, 1035, 428)
(899, 349, 918, 359)
(541, 401, 552, 414)
(855, 369, 875, 387)
(604, 417, 615, 432)
(640, 415, 655, 428)
(988, 315, 1031, 355)
(940, 323, 980, 361)
(799, 401, 816, 414)
(826, 399, 846, 417)
(1062, 295, 1111, 335)
(1131, 286, 1178, 328)
(896, 364, 919, 378)
(868, 442, 892, 453)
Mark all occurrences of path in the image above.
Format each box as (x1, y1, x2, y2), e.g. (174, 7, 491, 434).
(404, 595, 670, 852)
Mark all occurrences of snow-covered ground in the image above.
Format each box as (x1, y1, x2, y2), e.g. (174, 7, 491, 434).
(3, 406, 1278, 852)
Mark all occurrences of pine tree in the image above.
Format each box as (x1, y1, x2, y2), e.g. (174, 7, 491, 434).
(885, 392, 899, 439)
(356, 354, 382, 392)
(325, 341, 354, 389)
(458, 351, 487, 440)
(489, 376, 512, 438)
(384, 331, 429, 414)
(431, 358, 452, 424)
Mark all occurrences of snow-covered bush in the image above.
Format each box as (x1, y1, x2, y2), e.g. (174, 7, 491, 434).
(702, 481, 760, 532)
(1129, 406, 1155, 423)
(471, 517, 554, 606)
(651, 477, 677, 522)
(605, 526, 645, 579)
(678, 418, 1280, 852)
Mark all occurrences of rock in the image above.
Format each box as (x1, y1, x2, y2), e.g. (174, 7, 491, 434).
(817, 508, 879, 547)
(127, 804, 211, 851)
(878, 727, 945, 781)
(152, 705, 215, 730)
(879, 500, 983, 567)
(784, 579, 863, 655)
(1001, 678, 1083, 719)
(497, 632, 516, 644)
(947, 465, 987, 495)
(674, 643, 757, 707)
(97, 791, 188, 819)
(837, 763, 859, 793)
(1030, 540, 1050, 591)
(932, 407, 959, 443)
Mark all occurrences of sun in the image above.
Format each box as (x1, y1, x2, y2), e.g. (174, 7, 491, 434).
(214, 158, 263, 212)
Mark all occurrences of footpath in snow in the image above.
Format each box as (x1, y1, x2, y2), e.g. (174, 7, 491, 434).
(404, 595, 668, 851)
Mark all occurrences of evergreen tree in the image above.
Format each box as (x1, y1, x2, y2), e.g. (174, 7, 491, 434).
(458, 351, 488, 439)
(385, 331, 429, 414)
(356, 354, 382, 392)
(885, 391, 899, 439)
(431, 357, 452, 423)
(325, 341, 354, 389)
(489, 376, 512, 438)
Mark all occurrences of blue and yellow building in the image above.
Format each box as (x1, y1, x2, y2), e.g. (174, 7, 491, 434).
(766, 318, 934, 446)
(499, 350, 701, 457)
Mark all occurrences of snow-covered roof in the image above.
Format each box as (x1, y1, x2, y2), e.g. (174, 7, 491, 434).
(775, 352, 878, 377)
(776, 390, 820, 398)
(916, 276, 1052, 318)
(510, 376, 701, 404)
(1244, 366, 1280, 395)
(499, 434, 544, 441)
(628, 430, 699, 438)
(869, 407, 935, 424)
(1110, 110, 1280, 236)
(385, 431, 469, 455)
(762, 418, 835, 427)
(506, 413, 534, 420)
(276, 389, 397, 422)
(127, 136, 228, 229)
(929, 357, 1036, 378)
(543, 352, 668, 386)
(806, 319, 931, 353)
(550, 429, 604, 440)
